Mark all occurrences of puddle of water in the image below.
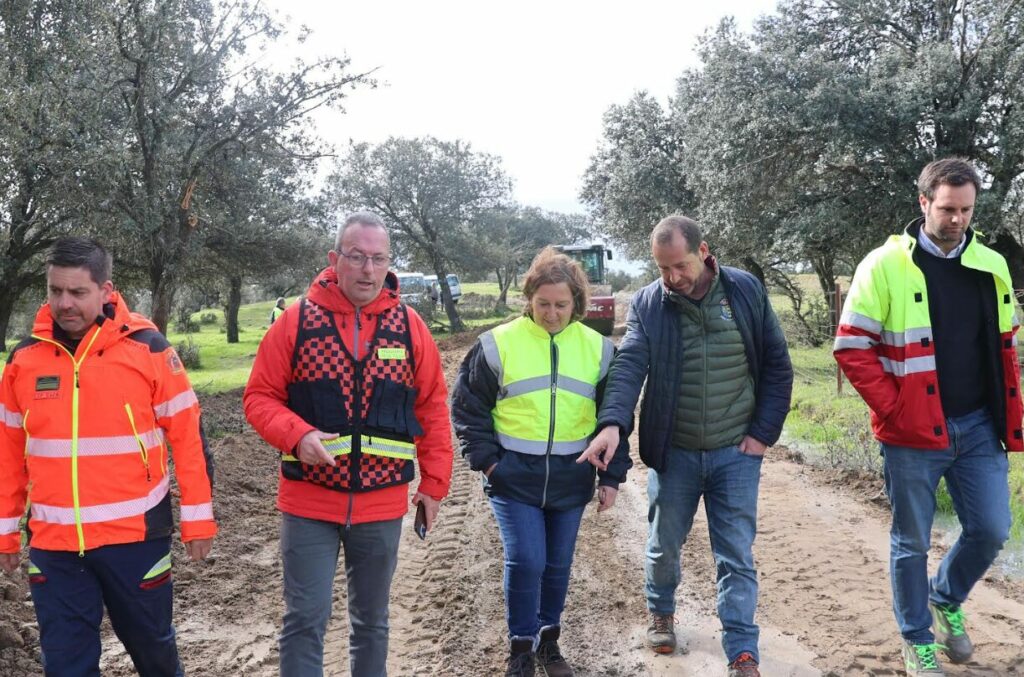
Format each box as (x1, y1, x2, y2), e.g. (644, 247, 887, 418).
(934, 512, 1024, 578)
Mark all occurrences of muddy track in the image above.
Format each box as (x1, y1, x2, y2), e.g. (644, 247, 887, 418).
(2, 337, 1024, 676)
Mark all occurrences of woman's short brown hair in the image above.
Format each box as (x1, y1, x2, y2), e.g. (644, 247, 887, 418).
(521, 247, 590, 323)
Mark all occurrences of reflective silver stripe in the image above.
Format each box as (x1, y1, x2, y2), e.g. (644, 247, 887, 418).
(363, 438, 416, 460)
(599, 338, 614, 381)
(840, 311, 882, 335)
(558, 375, 597, 400)
(154, 389, 199, 419)
(501, 375, 551, 400)
(0, 404, 22, 428)
(880, 327, 932, 347)
(833, 335, 875, 351)
(180, 502, 213, 522)
(0, 517, 20, 535)
(31, 476, 170, 525)
(500, 375, 598, 400)
(479, 331, 503, 384)
(879, 355, 937, 377)
(497, 432, 589, 455)
(27, 430, 165, 458)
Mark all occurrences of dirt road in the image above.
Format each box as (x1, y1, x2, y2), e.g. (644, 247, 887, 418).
(2, 337, 1024, 676)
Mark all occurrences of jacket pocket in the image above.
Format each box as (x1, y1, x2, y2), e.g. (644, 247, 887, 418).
(365, 378, 424, 437)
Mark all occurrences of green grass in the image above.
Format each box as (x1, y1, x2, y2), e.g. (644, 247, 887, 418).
(164, 297, 299, 394)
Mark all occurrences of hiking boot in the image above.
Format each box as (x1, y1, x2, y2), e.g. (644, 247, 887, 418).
(929, 601, 973, 664)
(901, 640, 945, 676)
(536, 625, 573, 677)
(646, 612, 676, 654)
(727, 651, 760, 677)
(506, 638, 535, 677)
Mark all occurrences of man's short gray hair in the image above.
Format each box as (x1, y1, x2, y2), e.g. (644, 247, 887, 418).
(335, 211, 389, 251)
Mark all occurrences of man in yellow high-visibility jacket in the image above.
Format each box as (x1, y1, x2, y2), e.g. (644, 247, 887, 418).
(835, 158, 1023, 677)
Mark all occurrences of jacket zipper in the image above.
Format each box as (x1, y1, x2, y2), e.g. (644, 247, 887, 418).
(123, 403, 152, 481)
(345, 308, 363, 530)
(32, 328, 103, 556)
(699, 302, 708, 450)
(541, 337, 558, 509)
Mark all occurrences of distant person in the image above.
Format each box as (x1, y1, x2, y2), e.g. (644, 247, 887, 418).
(834, 158, 1022, 676)
(579, 216, 793, 677)
(452, 247, 632, 677)
(244, 211, 453, 677)
(269, 297, 286, 324)
(0, 236, 217, 676)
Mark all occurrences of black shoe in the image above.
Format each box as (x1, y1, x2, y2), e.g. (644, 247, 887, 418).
(506, 638, 535, 677)
(536, 626, 573, 677)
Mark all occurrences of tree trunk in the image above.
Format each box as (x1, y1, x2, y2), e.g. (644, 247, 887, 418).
(810, 255, 838, 337)
(149, 262, 176, 335)
(433, 264, 465, 332)
(225, 274, 242, 343)
(496, 265, 514, 309)
(741, 256, 766, 285)
(0, 290, 17, 353)
(990, 230, 1024, 295)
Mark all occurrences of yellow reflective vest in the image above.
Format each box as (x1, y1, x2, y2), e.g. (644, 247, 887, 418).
(480, 316, 613, 456)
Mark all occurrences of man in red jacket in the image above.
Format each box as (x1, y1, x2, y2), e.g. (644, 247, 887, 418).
(244, 211, 453, 677)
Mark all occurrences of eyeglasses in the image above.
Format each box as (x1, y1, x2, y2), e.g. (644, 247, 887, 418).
(338, 250, 391, 268)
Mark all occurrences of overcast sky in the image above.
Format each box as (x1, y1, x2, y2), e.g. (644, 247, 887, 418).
(260, 1, 779, 267)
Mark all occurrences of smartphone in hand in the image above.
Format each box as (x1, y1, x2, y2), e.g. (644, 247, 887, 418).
(413, 501, 427, 540)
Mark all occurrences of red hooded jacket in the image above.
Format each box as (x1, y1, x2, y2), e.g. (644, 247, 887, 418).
(243, 268, 453, 524)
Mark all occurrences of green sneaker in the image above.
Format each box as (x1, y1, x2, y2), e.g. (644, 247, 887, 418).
(901, 641, 945, 676)
(929, 602, 973, 664)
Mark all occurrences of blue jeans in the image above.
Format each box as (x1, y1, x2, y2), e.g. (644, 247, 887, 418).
(29, 537, 183, 677)
(489, 495, 586, 640)
(279, 512, 402, 677)
(645, 445, 762, 663)
(882, 408, 1011, 644)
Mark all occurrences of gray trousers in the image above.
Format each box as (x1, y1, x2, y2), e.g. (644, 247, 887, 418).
(279, 512, 402, 677)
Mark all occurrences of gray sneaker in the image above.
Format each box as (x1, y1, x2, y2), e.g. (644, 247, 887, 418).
(646, 613, 676, 654)
(929, 602, 973, 664)
(901, 640, 945, 676)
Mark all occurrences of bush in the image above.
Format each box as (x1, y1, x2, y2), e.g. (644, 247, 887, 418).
(175, 337, 201, 370)
(174, 319, 200, 333)
(198, 312, 219, 325)
(777, 296, 833, 347)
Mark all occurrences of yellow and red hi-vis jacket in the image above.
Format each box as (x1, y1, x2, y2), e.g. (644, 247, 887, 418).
(0, 293, 216, 554)
(834, 224, 1024, 451)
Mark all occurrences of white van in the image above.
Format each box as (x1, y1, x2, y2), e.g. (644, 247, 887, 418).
(425, 274, 462, 305)
(395, 272, 428, 305)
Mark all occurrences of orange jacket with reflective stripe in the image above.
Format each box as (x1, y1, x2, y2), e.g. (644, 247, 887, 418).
(0, 293, 217, 554)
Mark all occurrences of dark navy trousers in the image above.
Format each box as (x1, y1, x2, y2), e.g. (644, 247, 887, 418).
(28, 537, 183, 677)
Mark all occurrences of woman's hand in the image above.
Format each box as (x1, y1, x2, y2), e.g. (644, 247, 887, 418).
(597, 486, 618, 512)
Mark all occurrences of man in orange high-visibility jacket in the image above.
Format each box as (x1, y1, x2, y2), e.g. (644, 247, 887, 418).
(835, 159, 1022, 677)
(0, 236, 216, 676)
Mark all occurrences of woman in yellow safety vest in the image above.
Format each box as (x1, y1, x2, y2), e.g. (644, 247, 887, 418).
(452, 247, 632, 677)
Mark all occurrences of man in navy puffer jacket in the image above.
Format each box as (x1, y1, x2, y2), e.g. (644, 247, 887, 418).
(580, 215, 792, 677)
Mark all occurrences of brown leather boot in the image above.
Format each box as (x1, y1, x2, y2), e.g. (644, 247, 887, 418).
(646, 612, 677, 654)
(535, 626, 573, 677)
